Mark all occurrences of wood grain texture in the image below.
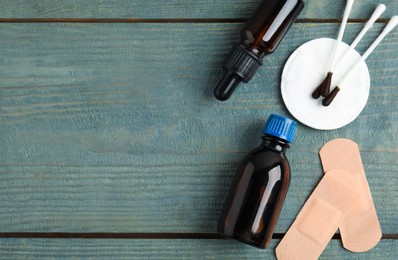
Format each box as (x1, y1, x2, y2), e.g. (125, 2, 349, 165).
(0, 0, 397, 20)
(0, 23, 397, 234)
(0, 238, 397, 259)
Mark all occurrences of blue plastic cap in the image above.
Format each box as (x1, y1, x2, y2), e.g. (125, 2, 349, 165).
(263, 114, 297, 143)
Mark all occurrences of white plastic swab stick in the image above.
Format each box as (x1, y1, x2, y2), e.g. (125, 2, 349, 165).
(335, 4, 386, 68)
(329, 0, 356, 72)
(339, 16, 398, 86)
(323, 16, 398, 106)
(312, 0, 355, 99)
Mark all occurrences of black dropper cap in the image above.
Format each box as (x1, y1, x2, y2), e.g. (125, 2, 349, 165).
(214, 45, 262, 101)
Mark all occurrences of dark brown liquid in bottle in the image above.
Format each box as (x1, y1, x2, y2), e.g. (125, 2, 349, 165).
(214, 0, 304, 101)
(241, 0, 304, 56)
(218, 136, 290, 249)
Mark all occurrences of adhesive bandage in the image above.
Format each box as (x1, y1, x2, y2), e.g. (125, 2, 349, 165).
(320, 138, 382, 252)
(276, 170, 361, 260)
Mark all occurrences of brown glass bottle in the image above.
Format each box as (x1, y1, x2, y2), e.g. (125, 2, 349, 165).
(218, 114, 297, 249)
(214, 0, 304, 101)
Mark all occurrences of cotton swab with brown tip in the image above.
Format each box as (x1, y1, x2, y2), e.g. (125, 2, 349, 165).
(312, 0, 355, 99)
(323, 16, 398, 106)
(321, 4, 386, 106)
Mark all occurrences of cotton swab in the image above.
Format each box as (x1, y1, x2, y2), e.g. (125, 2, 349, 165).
(312, 0, 355, 99)
(323, 16, 398, 106)
(334, 4, 386, 69)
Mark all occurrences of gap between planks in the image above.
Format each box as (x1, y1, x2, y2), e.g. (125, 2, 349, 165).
(0, 18, 391, 23)
(0, 233, 396, 240)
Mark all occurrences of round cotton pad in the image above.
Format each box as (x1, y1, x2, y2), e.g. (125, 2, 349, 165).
(281, 38, 370, 130)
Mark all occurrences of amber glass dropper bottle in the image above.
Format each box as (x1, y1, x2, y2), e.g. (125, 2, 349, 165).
(214, 0, 304, 101)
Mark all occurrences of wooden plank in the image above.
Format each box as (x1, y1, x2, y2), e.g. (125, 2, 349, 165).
(0, 23, 397, 233)
(0, 238, 397, 259)
(0, 0, 397, 20)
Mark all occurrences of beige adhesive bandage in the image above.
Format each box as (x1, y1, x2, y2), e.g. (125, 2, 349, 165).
(320, 138, 382, 252)
(276, 170, 361, 260)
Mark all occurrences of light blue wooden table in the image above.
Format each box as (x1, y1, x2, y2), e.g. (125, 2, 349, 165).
(0, 0, 397, 259)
